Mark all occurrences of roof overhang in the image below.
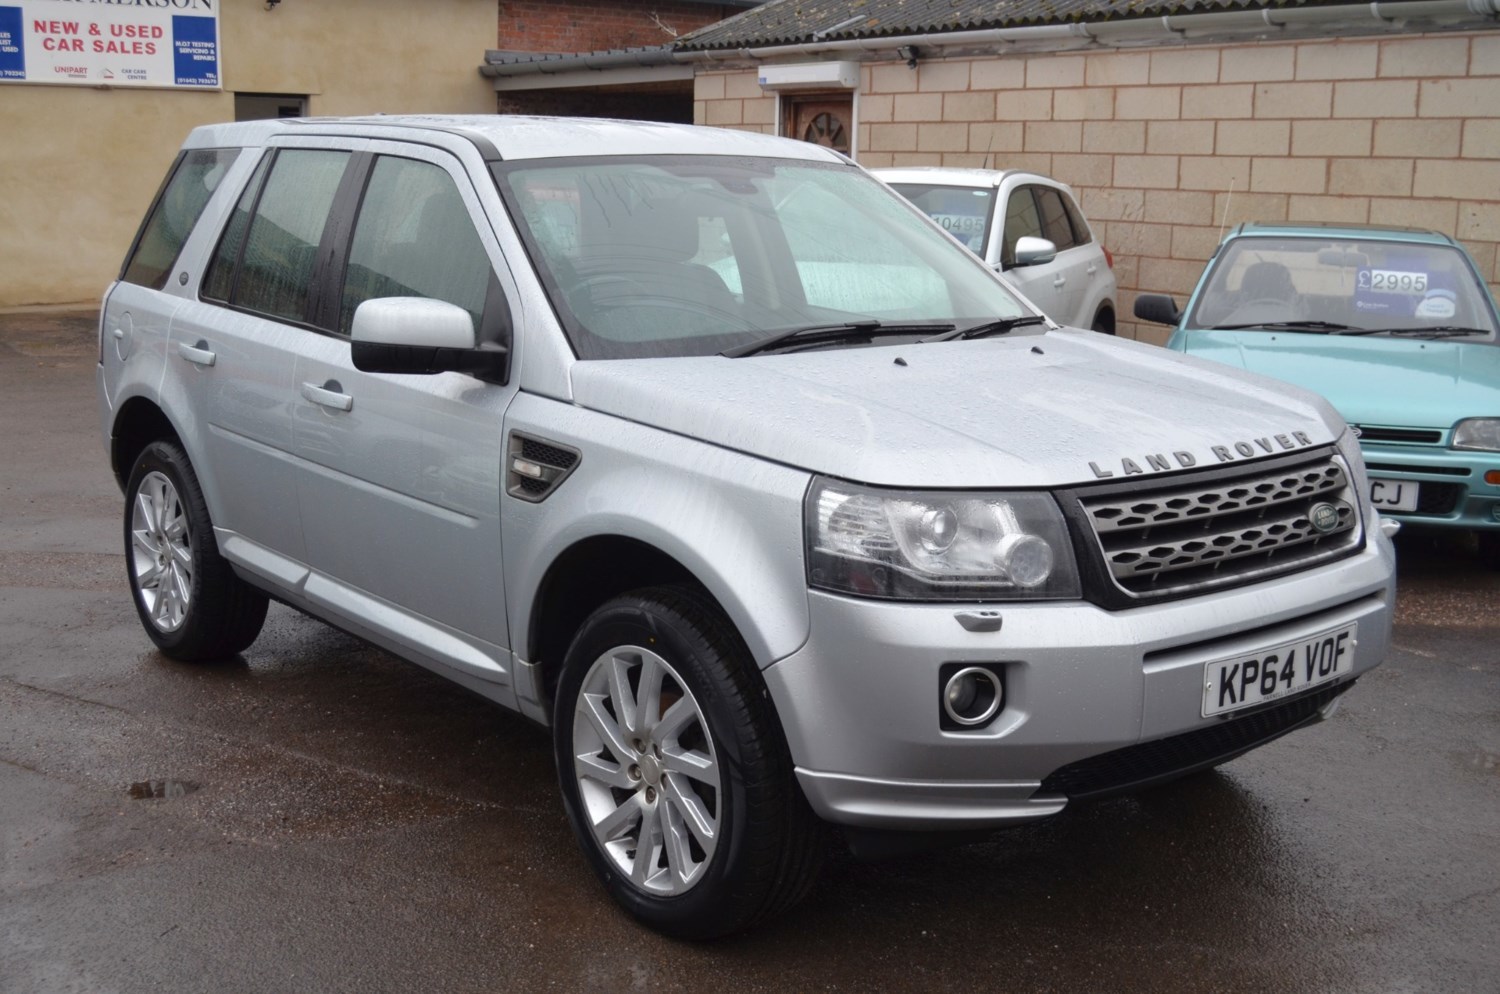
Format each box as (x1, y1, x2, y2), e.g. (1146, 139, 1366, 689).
(489, 63, 694, 91)
(479, 0, 1499, 87)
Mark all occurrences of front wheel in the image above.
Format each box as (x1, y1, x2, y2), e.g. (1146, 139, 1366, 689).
(553, 586, 822, 938)
(124, 441, 268, 661)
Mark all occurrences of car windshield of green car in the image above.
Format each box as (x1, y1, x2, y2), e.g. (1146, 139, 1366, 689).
(1186, 237, 1499, 342)
(493, 156, 1031, 360)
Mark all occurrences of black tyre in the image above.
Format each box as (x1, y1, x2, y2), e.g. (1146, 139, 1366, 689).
(1091, 308, 1117, 335)
(1478, 531, 1500, 571)
(553, 585, 823, 938)
(124, 441, 268, 661)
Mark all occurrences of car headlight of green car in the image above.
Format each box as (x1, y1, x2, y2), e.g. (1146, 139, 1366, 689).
(1452, 418, 1500, 453)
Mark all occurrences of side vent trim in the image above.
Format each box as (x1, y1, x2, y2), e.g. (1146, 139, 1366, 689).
(507, 432, 580, 503)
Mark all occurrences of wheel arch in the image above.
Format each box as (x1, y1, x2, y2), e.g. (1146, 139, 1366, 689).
(527, 534, 727, 703)
(110, 396, 184, 492)
(1091, 302, 1117, 335)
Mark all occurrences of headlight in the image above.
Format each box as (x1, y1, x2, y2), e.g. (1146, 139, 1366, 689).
(1452, 418, 1500, 452)
(805, 477, 1081, 600)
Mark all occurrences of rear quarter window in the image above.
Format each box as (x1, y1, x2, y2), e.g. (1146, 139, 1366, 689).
(121, 148, 240, 290)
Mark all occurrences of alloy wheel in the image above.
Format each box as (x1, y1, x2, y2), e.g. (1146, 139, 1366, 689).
(130, 470, 193, 632)
(571, 644, 721, 895)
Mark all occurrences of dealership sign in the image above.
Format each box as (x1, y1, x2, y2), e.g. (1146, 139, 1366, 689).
(0, 0, 219, 89)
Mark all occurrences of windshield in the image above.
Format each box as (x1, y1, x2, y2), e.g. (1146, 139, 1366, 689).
(1185, 236, 1499, 340)
(884, 182, 995, 256)
(493, 156, 1030, 359)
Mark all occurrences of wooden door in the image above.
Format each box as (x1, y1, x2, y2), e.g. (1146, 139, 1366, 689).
(783, 95, 853, 155)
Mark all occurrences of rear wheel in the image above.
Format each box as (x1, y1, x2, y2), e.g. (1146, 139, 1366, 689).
(1091, 307, 1116, 335)
(124, 441, 268, 661)
(553, 586, 822, 938)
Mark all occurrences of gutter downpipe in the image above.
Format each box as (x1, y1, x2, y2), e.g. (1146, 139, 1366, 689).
(684, 0, 1493, 64)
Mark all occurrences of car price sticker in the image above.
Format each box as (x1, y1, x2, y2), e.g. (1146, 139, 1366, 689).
(929, 213, 985, 235)
(1202, 623, 1356, 717)
(1358, 268, 1428, 294)
(1369, 478, 1419, 512)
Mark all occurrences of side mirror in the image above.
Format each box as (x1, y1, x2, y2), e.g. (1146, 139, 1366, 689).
(1133, 293, 1182, 327)
(1011, 236, 1058, 268)
(350, 297, 507, 378)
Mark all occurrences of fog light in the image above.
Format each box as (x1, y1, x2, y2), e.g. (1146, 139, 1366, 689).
(942, 667, 1003, 727)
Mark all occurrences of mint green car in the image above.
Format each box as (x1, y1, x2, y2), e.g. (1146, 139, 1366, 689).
(1136, 223, 1500, 568)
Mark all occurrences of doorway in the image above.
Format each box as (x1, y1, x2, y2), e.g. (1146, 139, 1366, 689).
(234, 93, 307, 121)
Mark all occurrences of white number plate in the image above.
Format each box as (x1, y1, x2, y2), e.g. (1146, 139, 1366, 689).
(1202, 623, 1356, 717)
(1369, 478, 1419, 512)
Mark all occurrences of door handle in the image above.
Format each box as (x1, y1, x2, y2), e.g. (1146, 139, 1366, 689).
(301, 380, 353, 412)
(111, 328, 125, 340)
(177, 341, 216, 366)
(1052, 275, 1067, 288)
(1086, 264, 1098, 275)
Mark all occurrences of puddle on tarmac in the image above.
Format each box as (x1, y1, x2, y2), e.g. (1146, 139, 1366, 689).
(128, 780, 201, 800)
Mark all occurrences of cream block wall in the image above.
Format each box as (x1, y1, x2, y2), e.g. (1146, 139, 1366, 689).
(1, 0, 497, 308)
(696, 30, 1500, 344)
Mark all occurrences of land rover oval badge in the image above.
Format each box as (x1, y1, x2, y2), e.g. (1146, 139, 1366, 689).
(1310, 502, 1342, 533)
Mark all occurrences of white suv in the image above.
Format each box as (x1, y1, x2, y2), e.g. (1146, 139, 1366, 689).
(98, 116, 1393, 937)
(875, 167, 1118, 334)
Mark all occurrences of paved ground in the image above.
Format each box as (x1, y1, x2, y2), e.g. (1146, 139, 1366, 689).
(2, 311, 1497, 994)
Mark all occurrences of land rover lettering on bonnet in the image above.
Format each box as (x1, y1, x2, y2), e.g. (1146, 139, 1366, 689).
(1088, 430, 1317, 478)
(97, 116, 1396, 938)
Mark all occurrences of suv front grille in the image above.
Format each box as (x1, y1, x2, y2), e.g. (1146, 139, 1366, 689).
(1068, 449, 1363, 603)
(1037, 681, 1352, 800)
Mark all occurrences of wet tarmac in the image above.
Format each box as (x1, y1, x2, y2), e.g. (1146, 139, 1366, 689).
(2, 311, 1497, 993)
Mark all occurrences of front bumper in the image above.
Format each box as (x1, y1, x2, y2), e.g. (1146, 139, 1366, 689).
(1359, 440, 1500, 531)
(763, 530, 1395, 831)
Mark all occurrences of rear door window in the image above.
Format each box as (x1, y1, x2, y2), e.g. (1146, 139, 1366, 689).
(121, 148, 240, 290)
(1061, 191, 1093, 246)
(203, 149, 350, 324)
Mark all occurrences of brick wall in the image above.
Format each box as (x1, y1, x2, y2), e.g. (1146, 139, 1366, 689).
(695, 31, 1500, 343)
(499, 1, 739, 52)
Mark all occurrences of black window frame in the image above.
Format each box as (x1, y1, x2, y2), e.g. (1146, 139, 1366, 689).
(199, 144, 512, 381)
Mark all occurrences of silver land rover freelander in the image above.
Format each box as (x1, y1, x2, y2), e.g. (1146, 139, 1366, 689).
(98, 117, 1396, 938)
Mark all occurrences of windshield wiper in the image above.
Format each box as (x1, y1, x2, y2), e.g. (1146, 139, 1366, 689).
(1208, 320, 1353, 332)
(1335, 326, 1489, 339)
(920, 315, 1048, 343)
(722, 321, 954, 358)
